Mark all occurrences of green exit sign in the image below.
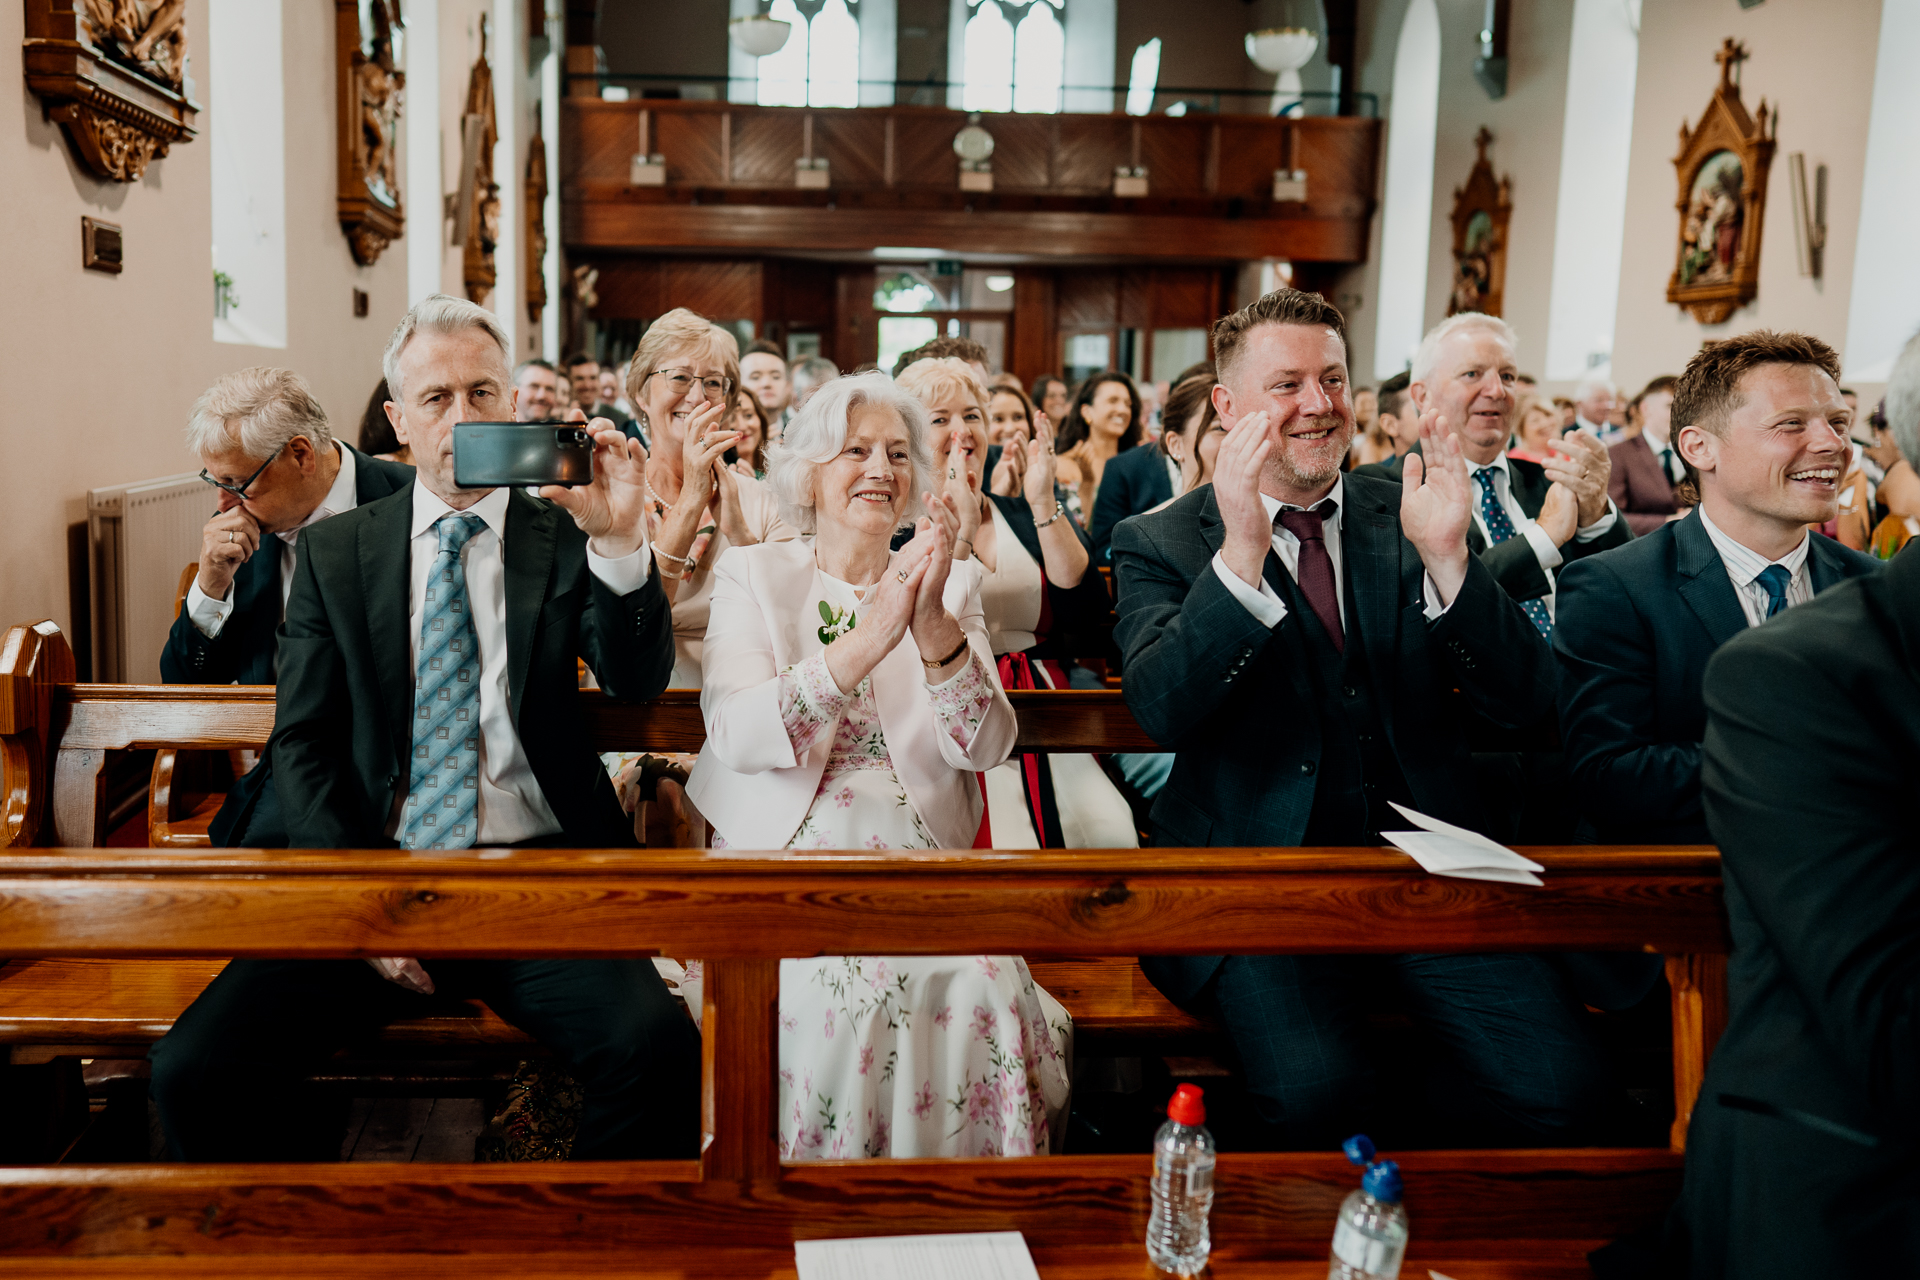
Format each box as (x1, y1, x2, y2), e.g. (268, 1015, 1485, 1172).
(932, 259, 964, 276)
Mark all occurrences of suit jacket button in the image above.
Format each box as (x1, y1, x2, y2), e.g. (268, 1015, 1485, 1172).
(1342, 685, 1356, 698)
(1300, 761, 1316, 776)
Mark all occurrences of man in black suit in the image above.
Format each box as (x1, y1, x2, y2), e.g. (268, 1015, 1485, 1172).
(161, 368, 414, 844)
(149, 295, 697, 1162)
(1557, 332, 1880, 844)
(1674, 329, 1920, 1276)
(1113, 289, 1607, 1148)
(1088, 441, 1174, 563)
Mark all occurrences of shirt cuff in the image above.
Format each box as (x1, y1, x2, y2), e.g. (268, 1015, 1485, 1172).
(1523, 524, 1564, 571)
(586, 540, 652, 595)
(1418, 571, 1459, 621)
(185, 578, 232, 639)
(1573, 499, 1621, 542)
(1210, 551, 1287, 629)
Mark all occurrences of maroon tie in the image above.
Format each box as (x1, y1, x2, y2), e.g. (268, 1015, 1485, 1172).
(1276, 506, 1343, 652)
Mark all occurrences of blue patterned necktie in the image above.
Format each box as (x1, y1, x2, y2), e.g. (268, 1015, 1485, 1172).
(1475, 469, 1554, 639)
(1754, 564, 1791, 620)
(400, 512, 487, 850)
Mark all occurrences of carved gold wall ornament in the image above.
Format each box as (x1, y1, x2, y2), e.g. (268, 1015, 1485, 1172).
(1667, 40, 1776, 325)
(337, 0, 406, 267)
(22, 0, 198, 183)
(454, 15, 500, 305)
(527, 110, 548, 326)
(1447, 127, 1511, 318)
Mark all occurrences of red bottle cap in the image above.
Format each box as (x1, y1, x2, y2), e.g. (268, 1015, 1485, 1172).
(1167, 1083, 1206, 1125)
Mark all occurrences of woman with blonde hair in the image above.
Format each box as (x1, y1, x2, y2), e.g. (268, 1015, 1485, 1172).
(687, 371, 1072, 1160)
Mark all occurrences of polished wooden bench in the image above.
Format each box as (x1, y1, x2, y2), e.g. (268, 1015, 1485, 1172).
(0, 844, 1727, 1277)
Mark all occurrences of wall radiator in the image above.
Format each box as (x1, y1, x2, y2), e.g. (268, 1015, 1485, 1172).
(87, 473, 210, 684)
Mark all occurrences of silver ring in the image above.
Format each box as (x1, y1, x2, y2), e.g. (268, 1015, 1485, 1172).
(226, 530, 234, 543)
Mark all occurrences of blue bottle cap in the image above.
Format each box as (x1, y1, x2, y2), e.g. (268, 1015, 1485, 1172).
(1342, 1134, 1376, 1167)
(1362, 1159, 1403, 1204)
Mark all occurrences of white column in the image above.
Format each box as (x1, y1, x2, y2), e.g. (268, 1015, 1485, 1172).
(729, 0, 759, 103)
(1371, 0, 1440, 381)
(541, 6, 561, 361)
(406, 0, 443, 305)
(859, 0, 897, 106)
(491, 0, 521, 355)
(1543, 0, 1641, 381)
(1061, 0, 1115, 114)
(946, 0, 968, 110)
(1843, 0, 1920, 381)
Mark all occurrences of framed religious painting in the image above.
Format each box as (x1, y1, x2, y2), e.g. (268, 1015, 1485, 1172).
(337, 0, 406, 267)
(1666, 39, 1776, 324)
(1447, 128, 1511, 318)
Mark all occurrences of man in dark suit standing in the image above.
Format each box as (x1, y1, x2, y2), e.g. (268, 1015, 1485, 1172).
(1112, 289, 1607, 1148)
(1608, 375, 1685, 535)
(1087, 438, 1174, 563)
(1673, 330, 1920, 1277)
(161, 368, 414, 844)
(149, 295, 697, 1162)
(1558, 332, 1880, 846)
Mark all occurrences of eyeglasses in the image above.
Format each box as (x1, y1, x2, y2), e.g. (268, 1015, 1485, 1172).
(198, 443, 284, 499)
(645, 368, 734, 401)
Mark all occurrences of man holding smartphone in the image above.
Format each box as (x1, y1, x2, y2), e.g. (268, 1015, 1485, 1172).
(148, 294, 696, 1163)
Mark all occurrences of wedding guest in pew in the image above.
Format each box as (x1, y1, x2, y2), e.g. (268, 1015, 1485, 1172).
(1112, 288, 1609, 1149)
(1556, 332, 1880, 846)
(894, 357, 1128, 848)
(356, 377, 411, 464)
(148, 295, 699, 1162)
(161, 368, 414, 846)
(687, 371, 1072, 1160)
(1072, 372, 1158, 557)
(1673, 329, 1920, 1278)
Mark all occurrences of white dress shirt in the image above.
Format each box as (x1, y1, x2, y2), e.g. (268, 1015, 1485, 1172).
(388, 484, 651, 845)
(1209, 475, 1450, 629)
(1643, 429, 1686, 485)
(187, 443, 358, 638)
(1697, 507, 1814, 628)
(1467, 454, 1620, 620)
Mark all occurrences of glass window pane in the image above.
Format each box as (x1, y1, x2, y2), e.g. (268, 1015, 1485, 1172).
(964, 2, 1014, 114)
(1125, 38, 1161, 117)
(1150, 328, 1211, 384)
(807, 0, 859, 109)
(878, 316, 941, 371)
(1012, 1, 1064, 115)
(757, 0, 809, 108)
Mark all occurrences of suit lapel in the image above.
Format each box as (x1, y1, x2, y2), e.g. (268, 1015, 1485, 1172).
(1673, 512, 1750, 648)
(357, 488, 416, 765)
(1806, 534, 1847, 593)
(1507, 457, 1549, 520)
(1339, 483, 1402, 666)
(503, 491, 557, 728)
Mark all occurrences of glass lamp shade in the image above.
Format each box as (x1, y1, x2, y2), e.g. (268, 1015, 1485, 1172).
(729, 15, 792, 58)
(1245, 0, 1324, 116)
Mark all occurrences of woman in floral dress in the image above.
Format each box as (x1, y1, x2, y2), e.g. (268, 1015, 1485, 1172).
(687, 371, 1073, 1160)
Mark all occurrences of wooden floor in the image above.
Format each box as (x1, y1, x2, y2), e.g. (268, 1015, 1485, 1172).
(339, 1095, 490, 1163)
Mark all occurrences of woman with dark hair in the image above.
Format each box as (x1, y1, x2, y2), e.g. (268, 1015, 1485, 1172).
(726, 386, 772, 479)
(1154, 373, 1224, 504)
(1029, 374, 1069, 427)
(355, 379, 409, 464)
(1053, 370, 1143, 520)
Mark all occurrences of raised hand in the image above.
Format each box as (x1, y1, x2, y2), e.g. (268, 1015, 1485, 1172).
(1535, 480, 1579, 546)
(941, 426, 983, 553)
(1544, 428, 1611, 526)
(824, 533, 930, 695)
(1400, 408, 1473, 607)
(196, 501, 261, 600)
(366, 957, 435, 995)
(670, 400, 736, 516)
(1215, 409, 1276, 588)
(542, 419, 651, 559)
(907, 509, 967, 672)
(712, 457, 754, 546)
(989, 427, 1027, 497)
(1023, 411, 1059, 515)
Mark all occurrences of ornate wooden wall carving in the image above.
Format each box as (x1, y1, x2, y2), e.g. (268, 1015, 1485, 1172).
(457, 17, 500, 305)
(22, 0, 198, 182)
(1667, 40, 1776, 325)
(1447, 128, 1511, 317)
(527, 111, 548, 326)
(336, 0, 405, 266)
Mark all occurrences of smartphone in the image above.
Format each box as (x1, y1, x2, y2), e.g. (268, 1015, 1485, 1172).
(452, 423, 594, 488)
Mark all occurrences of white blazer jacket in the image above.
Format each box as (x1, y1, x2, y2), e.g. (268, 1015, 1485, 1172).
(686, 540, 1016, 850)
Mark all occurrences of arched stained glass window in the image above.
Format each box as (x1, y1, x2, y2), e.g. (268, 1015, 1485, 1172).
(962, 2, 1015, 114)
(1012, 2, 1064, 114)
(806, 0, 860, 108)
(756, 0, 810, 107)
(963, 0, 1065, 115)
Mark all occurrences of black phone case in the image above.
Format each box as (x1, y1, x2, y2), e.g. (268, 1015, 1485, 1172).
(452, 423, 595, 488)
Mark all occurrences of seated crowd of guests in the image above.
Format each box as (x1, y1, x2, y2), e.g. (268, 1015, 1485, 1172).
(149, 287, 1918, 1272)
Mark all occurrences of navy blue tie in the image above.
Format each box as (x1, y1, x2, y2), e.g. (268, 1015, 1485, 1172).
(1475, 470, 1553, 638)
(1755, 565, 1791, 620)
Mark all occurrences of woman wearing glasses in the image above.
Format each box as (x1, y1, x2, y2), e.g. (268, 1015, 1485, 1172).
(625, 309, 800, 688)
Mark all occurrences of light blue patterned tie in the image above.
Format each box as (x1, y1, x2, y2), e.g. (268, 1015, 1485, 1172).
(1755, 564, 1791, 620)
(1476, 470, 1554, 639)
(400, 513, 487, 850)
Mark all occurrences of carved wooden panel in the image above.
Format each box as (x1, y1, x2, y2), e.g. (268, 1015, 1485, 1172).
(811, 111, 886, 188)
(572, 104, 637, 184)
(1213, 119, 1287, 199)
(336, 0, 405, 266)
(730, 111, 802, 187)
(22, 0, 199, 182)
(1057, 271, 1118, 330)
(1294, 118, 1379, 218)
(1051, 117, 1127, 194)
(654, 110, 725, 186)
(456, 16, 500, 303)
(889, 113, 958, 188)
(1447, 128, 1511, 318)
(526, 115, 548, 325)
(1150, 268, 1221, 330)
(1138, 120, 1209, 197)
(1666, 39, 1776, 324)
(985, 114, 1052, 191)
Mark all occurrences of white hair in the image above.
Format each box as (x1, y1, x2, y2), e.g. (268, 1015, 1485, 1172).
(184, 367, 333, 461)
(1572, 375, 1615, 402)
(1887, 329, 1920, 470)
(766, 371, 934, 536)
(1411, 312, 1519, 384)
(382, 293, 512, 401)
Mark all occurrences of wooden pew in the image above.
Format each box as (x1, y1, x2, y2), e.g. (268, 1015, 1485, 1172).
(0, 845, 1726, 1277)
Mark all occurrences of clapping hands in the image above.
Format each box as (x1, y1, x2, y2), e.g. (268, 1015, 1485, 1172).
(1400, 408, 1473, 606)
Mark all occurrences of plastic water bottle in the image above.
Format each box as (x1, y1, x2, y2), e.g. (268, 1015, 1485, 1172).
(1146, 1084, 1216, 1278)
(1328, 1135, 1409, 1280)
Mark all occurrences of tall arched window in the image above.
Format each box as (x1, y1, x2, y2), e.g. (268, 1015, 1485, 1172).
(963, 0, 1065, 115)
(806, 0, 860, 107)
(756, 0, 810, 107)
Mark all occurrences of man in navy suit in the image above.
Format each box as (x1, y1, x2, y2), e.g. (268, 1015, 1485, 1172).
(1088, 438, 1174, 563)
(1113, 289, 1607, 1148)
(160, 368, 414, 844)
(1557, 331, 1881, 844)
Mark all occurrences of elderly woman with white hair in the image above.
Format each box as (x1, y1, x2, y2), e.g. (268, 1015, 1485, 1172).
(685, 371, 1073, 1162)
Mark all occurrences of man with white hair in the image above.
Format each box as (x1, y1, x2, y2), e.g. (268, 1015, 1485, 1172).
(1409, 312, 1630, 637)
(788, 354, 840, 412)
(149, 295, 696, 1163)
(1672, 328, 1919, 1274)
(1571, 375, 1618, 440)
(511, 358, 568, 422)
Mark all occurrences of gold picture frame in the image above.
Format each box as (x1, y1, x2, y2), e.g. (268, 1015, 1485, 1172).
(1447, 128, 1511, 318)
(1666, 40, 1776, 325)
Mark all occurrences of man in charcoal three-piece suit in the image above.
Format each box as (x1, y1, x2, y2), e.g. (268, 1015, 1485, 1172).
(1113, 289, 1609, 1150)
(149, 295, 699, 1162)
